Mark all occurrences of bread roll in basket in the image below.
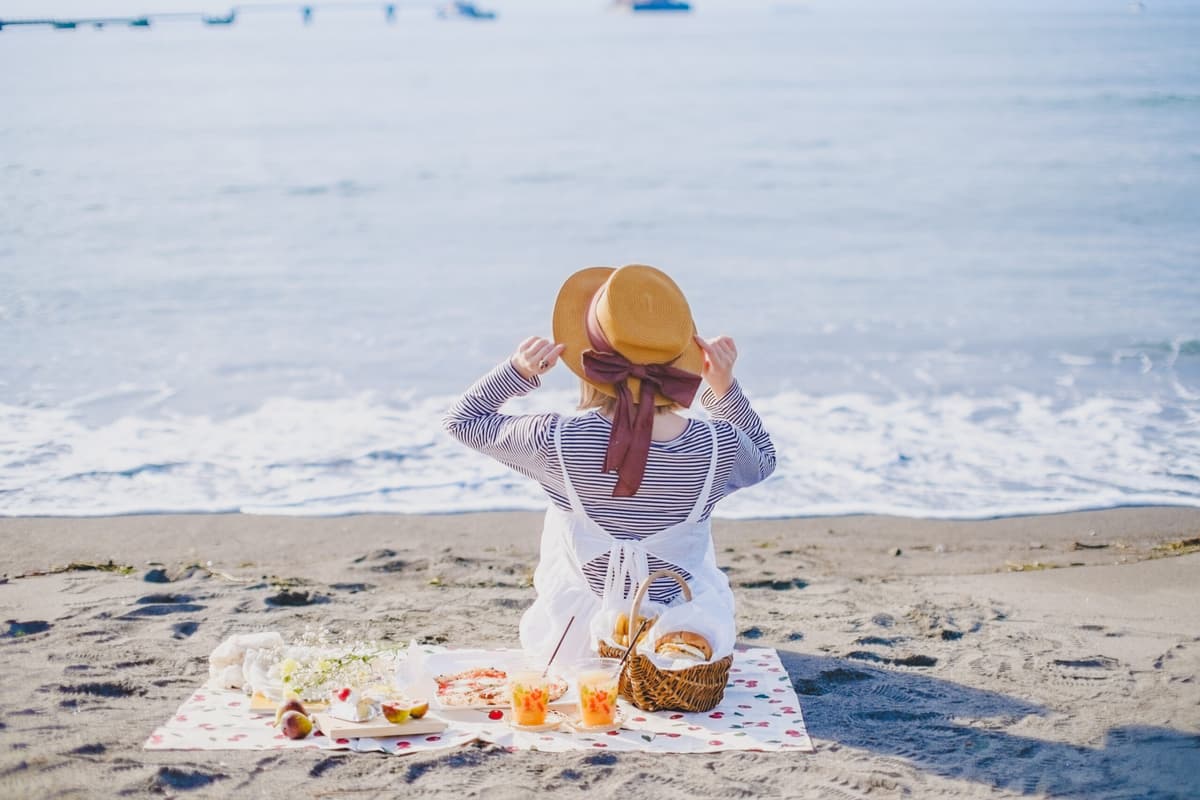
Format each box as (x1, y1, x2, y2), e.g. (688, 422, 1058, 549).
(598, 569, 732, 712)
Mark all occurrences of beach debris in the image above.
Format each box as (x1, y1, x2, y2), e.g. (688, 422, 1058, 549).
(1072, 541, 1110, 550)
(11, 560, 135, 580)
(740, 626, 764, 640)
(871, 613, 895, 628)
(1004, 561, 1063, 572)
(934, 544, 946, 553)
(1151, 537, 1200, 557)
(891, 547, 903, 557)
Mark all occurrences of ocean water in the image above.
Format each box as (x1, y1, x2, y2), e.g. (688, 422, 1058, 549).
(2, 0, 1198, 518)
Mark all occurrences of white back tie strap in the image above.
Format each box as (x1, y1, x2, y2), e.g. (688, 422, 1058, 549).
(552, 417, 586, 513)
(685, 422, 719, 524)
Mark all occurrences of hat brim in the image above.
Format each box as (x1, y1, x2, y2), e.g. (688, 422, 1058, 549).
(552, 266, 704, 407)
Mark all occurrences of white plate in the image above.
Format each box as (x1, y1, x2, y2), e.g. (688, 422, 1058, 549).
(408, 648, 578, 710)
(509, 709, 567, 732)
(568, 710, 627, 734)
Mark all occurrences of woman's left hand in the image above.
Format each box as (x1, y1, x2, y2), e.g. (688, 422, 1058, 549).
(511, 336, 566, 382)
(695, 335, 738, 398)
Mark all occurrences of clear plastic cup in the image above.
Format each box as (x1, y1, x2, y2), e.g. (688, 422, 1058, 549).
(509, 668, 551, 726)
(574, 657, 622, 728)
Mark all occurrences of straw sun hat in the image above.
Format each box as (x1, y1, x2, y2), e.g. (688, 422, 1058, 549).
(551, 264, 704, 407)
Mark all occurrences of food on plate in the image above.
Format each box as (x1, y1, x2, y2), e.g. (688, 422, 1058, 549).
(409, 700, 429, 719)
(328, 687, 377, 722)
(613, 612, 656, 647)
(508, 670, 551, 726)
(653, 630, 713, 662)
(436, 667, 567, 707)
(279, 710, 313, 739)
(273, 697, 307, 726)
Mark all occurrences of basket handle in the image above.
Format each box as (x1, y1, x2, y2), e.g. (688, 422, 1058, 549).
(628, 569, 691, 636)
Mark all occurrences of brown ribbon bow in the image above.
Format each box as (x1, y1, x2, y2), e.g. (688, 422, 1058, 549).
(581, 314, 702, 497)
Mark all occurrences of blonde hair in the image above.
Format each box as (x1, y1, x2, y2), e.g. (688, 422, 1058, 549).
(578, 381, 683, 414)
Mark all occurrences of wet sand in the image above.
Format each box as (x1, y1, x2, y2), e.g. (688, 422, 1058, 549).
(1, 507, 1198, 798)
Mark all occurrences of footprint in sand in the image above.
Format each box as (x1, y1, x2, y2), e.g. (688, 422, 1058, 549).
(4, 619, 52, 638)
(1052, 655, 1119, 669)
(172, 621, 199, 639)
(150, 767, 227, 792)
(846, 651, 938, 668)
(121, 602, 206, 618)
(738, 578, 808, 590)
(329, 582, 375, 593)
(56, 680, 146, 698)
(854, 635, 903, 647)
(265, 589, 329, 607)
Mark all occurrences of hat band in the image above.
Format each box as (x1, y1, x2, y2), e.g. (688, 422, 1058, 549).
(584, 285, 616, 354)
(580, 283, 702, 497)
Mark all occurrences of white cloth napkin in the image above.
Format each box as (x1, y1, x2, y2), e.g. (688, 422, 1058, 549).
(637, 584, 735, 670)
(206, 631, 284, 691)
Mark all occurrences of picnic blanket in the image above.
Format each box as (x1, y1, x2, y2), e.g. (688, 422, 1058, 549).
(145, 646, 813, 755)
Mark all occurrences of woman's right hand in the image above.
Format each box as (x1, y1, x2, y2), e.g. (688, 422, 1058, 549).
(695, 335, 737, 398)
(511, 336, 565, 382)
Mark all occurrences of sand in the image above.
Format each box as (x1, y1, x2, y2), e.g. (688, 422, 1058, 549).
(1, 507, 1198, 799)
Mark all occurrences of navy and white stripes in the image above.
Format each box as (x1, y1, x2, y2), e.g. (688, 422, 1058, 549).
(443, 361, 776, 602)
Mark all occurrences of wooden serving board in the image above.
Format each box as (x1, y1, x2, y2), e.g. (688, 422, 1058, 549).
(313, 712, 448, 740)
(248, 693, 328, 715)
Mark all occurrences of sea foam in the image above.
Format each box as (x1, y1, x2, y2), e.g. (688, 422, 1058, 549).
(2, 389, 1196, 519)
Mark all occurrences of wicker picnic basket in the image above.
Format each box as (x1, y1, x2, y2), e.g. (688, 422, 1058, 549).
(597, 569, 732, 713)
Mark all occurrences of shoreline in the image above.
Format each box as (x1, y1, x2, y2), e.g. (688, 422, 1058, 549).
(1, 507, 1198, 798)
(5, 497, 1200, 524)
(3, 505, 1198, 579)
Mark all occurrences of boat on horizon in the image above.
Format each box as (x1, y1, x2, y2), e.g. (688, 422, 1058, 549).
(437, 2, 497, 20)
(620, 0, 693, 12)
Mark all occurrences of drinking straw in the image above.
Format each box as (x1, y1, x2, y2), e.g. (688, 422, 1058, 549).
(618, 618, 652, 669)
(543, 615, 575, 677)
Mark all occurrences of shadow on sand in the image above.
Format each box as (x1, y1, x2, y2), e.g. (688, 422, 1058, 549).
(776, 649, 1200, 799)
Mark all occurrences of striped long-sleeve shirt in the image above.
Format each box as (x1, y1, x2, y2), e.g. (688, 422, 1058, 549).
(442, 360, 776, 602)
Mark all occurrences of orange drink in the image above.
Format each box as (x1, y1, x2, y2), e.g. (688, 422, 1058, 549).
(509, 669, 551, 726)
(575, 658, 621, 728)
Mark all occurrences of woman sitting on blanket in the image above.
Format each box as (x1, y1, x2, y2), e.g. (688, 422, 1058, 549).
(443, 265, 776, 664)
